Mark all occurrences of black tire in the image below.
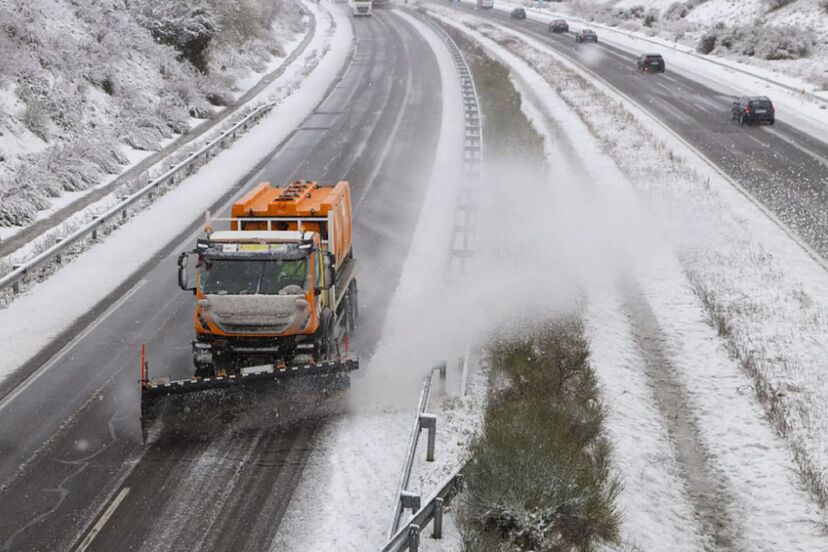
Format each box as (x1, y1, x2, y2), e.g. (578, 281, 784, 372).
(344, 294, 355, 333)
(314, 309, 336, 360)
(769, 118, 775, 126)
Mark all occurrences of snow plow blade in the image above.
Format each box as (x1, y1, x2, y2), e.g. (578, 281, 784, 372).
(140, 359, 358, 442)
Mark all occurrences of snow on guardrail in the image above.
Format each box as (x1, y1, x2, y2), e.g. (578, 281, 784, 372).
(0, 4, 321, 301)
(382, 13, 482, 549)
(0, 102, 275, 297)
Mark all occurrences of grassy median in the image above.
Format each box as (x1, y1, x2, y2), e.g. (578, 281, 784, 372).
(443, 27, 621, 551)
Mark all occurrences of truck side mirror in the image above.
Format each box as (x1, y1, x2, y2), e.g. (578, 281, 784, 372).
(177, 252, 197, 293)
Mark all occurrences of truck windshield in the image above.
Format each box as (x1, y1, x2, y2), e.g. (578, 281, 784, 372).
(201, 258, 308, 295)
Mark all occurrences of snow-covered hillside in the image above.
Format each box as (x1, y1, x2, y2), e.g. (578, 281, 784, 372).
(0, 0, 306, 227)
(565, 0, 828, 88)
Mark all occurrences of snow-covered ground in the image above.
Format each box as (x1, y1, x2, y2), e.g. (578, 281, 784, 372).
(0, 0, 352, 386)
(0, 0, 308, 231)
(0, 14, 309, 246)
(426, 6, 828, 549)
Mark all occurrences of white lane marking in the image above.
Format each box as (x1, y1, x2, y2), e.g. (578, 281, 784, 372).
(355, 13, 415, 210)
(75, 487, 130, 552)
(655, 81, 673, 95)
(0, 279, 148, 414)
(649, 96, 693, 126)
(747, 133, 770, 148)
(764, 126, 828, 168)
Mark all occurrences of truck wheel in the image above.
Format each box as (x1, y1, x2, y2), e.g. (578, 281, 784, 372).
(344, 294, 355, 333)
(349, 280, 359, 324)
(315, 310, 336, 361)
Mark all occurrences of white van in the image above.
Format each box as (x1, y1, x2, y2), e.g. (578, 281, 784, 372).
(477, 0, 494, 8)
(351, 0, 373, 16)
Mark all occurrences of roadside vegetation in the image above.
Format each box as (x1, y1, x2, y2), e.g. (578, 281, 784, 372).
(446, 30, 621, 551)
(460, 320, 621, 551)
(0, 0, 306, 227)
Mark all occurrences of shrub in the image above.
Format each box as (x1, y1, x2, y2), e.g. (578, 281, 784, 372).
(697, 24, 812, 60)
(765, 0, 795, 11)
(663, 2, 691, 20)
(23, 100, 48, 141)
(460, 320, 621, 551)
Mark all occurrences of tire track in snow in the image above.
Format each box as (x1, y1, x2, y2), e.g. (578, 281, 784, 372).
(621, 282, 742, 551)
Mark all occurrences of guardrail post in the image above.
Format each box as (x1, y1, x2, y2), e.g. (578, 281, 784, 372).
(401, 491, 421, 514)
(407, 525, 420, 552)
(419, 413, 437, 462)
(432, 497, 444, 539)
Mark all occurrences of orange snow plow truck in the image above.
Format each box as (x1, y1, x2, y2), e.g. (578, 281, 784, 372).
(140, 181, 359, 436)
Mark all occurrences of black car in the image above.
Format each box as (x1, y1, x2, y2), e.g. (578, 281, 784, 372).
(636, 54, 665, 73)
(575, 29, 598, 43)
(510, 7, 526, 19)
(549, 19, 569, 33)
(731, 96, 775, 125)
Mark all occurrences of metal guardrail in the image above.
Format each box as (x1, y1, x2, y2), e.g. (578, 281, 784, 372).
(0, 103, 275, 296)
(388, 362, 446, 538)
(382, 17, 481, 550)
(0, 3, 324, 299)
(424, 13, 483, 276)
(382, 469, 463, 552)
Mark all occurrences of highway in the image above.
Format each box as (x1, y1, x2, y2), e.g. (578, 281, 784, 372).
(0, 8, 444, 552)
(447, 2, 828, 259)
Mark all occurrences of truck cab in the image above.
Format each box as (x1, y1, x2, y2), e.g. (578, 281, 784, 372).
(178, 181, 358, 376)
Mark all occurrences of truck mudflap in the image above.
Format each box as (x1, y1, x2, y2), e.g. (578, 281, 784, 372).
(140, 357, 358, 442)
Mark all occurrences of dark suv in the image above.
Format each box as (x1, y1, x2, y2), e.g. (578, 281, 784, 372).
(731, 96, 775, 125)
(636, 54, 665, 73)
(510, 7, 526, 19)
(549, 19, 569, 33)
(575, 29, 598, 43)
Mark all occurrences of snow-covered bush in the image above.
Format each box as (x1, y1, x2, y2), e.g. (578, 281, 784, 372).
(0, 0, 303, 227)
(765, 0, 796, 11)
(663, 1, 691, 20)
(134, 2, 218, 73)
(698, 24, 813, 60)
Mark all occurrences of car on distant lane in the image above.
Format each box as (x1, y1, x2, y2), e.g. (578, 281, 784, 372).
(511, 7, 526, 19)
(636, 53, 665, 73)
(732, 96, 775, 125)
(549, 19, 569, 33)
(575, 29, 598, 43)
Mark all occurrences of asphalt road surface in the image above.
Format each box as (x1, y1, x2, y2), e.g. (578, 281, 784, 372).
(0, 8, 444, 552)
(449, 3, 828, 259)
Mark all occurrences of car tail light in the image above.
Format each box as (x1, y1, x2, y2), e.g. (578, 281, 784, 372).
(770, 102, 775, 112)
